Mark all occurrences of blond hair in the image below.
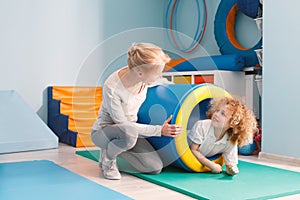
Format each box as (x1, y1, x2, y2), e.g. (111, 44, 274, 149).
(127, 43, 170, 73)
(206, 97, 257, 146)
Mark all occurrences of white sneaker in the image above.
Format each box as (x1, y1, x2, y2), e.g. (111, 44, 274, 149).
(101, 153, 121, 180)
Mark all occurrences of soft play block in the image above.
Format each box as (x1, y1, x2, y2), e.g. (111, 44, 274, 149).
(0, 90, 58, 154)
(47, 86, 102, 147)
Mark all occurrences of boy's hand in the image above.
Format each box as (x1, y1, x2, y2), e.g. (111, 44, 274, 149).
(211, 163, 222, 173)
(226, 165, 239, 176)
(161, 115, 182, 137)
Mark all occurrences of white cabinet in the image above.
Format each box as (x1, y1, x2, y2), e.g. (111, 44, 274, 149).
(163, 70, 260, 119)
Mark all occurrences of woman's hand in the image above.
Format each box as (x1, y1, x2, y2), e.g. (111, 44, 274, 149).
(161, 115, 182, 137)
(211, 163, 223, 173)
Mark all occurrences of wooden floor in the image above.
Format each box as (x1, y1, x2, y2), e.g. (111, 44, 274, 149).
(1, 143, 300, 200)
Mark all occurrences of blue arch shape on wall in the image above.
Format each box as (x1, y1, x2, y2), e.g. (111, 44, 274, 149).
(214, 0, 262, 67)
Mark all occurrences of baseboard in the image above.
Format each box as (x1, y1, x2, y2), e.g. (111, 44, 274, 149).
(259, 152, 300, 165)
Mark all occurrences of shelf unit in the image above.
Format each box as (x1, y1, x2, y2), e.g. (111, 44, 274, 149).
(163, 70, 245, 96)
(163, 70, 260, 119)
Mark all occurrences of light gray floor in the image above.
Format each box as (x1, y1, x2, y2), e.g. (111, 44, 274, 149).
(1, 143, 300, 200)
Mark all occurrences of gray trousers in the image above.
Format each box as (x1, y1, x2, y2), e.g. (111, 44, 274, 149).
(91, 123, 163, 174)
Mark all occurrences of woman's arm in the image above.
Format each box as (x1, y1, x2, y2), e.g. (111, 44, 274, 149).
(134, 115, 182, 137)
(103, 90, 128, 124)
(104, 87, 181, 137)
(190, 142, 222, 173)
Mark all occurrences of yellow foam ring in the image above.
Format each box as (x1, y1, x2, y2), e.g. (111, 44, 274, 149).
(226, 4, 250, 51)
(174, 84, 231, 172)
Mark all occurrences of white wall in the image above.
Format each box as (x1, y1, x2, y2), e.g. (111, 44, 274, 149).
(3, 0, 293, 159)
(75, 0, 261, 86)
(0, 0, 172, 122)
(263, 0, 300, 158)
(0, 0, 211, 122)
(0, 0, 262, 126)
(0, 0, 103, 121)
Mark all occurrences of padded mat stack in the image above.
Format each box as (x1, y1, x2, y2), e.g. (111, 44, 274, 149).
(48, 86, 102, 147)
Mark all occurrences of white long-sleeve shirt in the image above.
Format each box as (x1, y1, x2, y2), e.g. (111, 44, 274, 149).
(188, 119, 238, 166)
(92, 68, 163, 137)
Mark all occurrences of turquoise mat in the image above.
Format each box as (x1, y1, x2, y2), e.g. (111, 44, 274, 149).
(0, 160, 132, 200)
(77, 150, 300, 200)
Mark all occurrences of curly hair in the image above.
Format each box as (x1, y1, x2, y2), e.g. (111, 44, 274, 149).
(206, 97, 257, 146)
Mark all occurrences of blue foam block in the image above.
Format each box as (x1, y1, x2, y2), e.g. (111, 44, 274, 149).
(168, 54, 245, 72)
(0, 90, 58, 154)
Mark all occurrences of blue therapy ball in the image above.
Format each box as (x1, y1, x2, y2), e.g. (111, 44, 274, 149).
(238, 142, 256, 155)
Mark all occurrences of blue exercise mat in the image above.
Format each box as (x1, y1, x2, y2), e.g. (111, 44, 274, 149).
(0, 160, 132, 200)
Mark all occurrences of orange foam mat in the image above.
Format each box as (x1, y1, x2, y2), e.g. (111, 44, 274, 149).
(51, 86, 102, 147)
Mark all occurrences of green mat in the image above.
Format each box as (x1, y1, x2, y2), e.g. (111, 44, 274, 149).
(76, 150, 300, 200)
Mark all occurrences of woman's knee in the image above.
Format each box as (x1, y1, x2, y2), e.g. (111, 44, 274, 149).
(95, 123, 139, 150)
(148, 168, 162, 174)
(91, 129, 108, 149)
(120, 132, 138, 150)
(147, 163, 163, 174)
(118, 123, 139, 149)
(142, 155, 163, 174)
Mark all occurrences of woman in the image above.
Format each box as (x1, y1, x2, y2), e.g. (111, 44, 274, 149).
(91, 42, 182, 180)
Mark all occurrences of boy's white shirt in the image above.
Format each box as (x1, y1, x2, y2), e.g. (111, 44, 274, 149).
(188, 119, 238, 166)
(92, 68, 172, 137)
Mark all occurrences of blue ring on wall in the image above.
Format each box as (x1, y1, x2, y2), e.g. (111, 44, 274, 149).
(214, 0, 262, 67)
